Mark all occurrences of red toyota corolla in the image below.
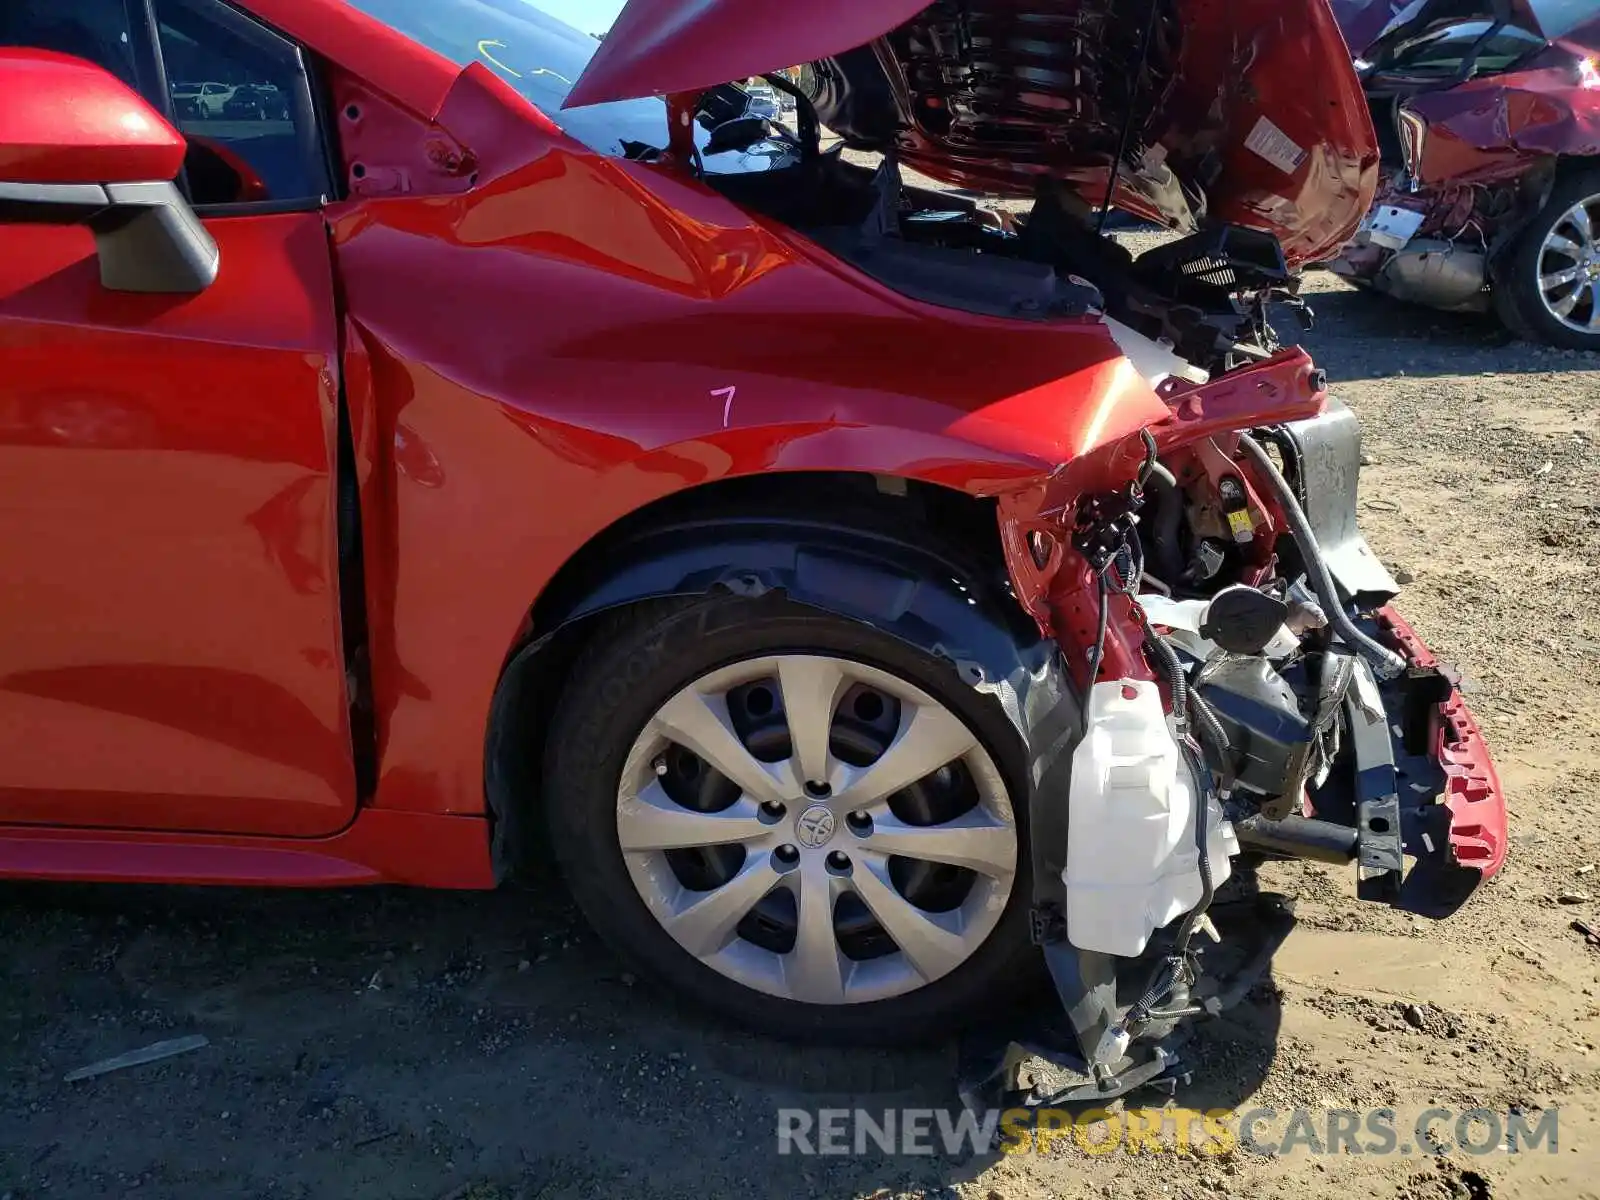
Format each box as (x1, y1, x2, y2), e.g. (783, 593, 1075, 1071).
(0, 0, 1506, 1094)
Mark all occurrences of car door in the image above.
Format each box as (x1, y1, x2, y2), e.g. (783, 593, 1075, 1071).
(0, 0, 358, 837)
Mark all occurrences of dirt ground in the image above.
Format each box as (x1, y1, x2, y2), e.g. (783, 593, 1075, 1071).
(6, 252, 1600, 1199)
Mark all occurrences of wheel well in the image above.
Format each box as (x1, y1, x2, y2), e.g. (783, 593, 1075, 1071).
(1553, 154, 1600, 183)
(1500, 155, 1591, 241)
(529, 471, 1008, 634)
(483, 470, 1014, 881)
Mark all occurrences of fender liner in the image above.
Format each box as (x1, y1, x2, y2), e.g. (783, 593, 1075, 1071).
(487, 512, 1087, 925)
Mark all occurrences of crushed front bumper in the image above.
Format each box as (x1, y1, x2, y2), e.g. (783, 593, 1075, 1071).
(1273, 399, 1508, 911)
(979, 399, 1509, 1111)
(1368, 604, 1509, 901)
(966, 609, 1509, 1114)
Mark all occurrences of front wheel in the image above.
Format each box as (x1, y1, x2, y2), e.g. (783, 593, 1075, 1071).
(542, 594, 1037, 1045)
(1496, 169, 1600, 348)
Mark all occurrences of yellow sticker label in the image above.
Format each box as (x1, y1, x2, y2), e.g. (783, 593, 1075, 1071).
(1226, 508, 1254, 536)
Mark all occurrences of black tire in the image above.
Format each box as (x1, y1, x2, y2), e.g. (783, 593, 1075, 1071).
(1495, 168, 1600, 348)
(542, 592, 1040, 1046)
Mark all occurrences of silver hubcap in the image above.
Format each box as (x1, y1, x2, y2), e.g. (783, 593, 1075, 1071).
(615, 654, 1017, 1006)
(1538, 195, 1600, 331)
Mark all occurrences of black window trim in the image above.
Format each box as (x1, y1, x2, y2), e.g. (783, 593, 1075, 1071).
(132, 0, 335, 214)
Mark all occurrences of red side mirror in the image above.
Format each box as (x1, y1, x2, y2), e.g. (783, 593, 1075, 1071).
(0, 48, 186, 186)
(0, 48, 217, 294)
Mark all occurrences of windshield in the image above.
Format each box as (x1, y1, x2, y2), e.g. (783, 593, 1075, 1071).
(1369, 17, 1547, 76)
(1357, 0, 1568, 84)
(342, 0, 675, 156)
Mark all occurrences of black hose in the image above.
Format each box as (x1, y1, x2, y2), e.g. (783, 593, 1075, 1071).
(1142, 622, 1187, 734)
(1122, 959, 1179, 1029)
(1141, 428, 1177, 490)
(1077, 571, 1112, 747)
(1145, 465, 1184, 587)
(1188, 690, 1230, 755)
(1236, 434, 1406, 680)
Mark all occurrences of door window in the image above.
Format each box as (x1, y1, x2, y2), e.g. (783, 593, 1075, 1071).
(152, 0, 330, 207)
(0, 0, 330, 209)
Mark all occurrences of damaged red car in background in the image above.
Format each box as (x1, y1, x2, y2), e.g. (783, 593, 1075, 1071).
(0, 0, 1505, 1104)
(1330, 0, 1600, 346)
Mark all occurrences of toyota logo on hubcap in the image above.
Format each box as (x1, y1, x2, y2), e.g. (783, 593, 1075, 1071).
(795, 804, 837, 848)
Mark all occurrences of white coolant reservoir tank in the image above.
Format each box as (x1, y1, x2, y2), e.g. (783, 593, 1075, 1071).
(1064, 679, 1238, 957)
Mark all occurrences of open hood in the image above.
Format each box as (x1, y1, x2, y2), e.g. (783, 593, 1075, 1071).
(568, 0, 1378, 263)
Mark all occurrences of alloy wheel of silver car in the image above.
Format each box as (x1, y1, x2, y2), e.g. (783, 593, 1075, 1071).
(1536, 193, 1600, 331)
(614, 653, 1018, 1006)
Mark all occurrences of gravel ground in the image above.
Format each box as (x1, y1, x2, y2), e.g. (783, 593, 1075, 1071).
(5, 229, 1600, 1199)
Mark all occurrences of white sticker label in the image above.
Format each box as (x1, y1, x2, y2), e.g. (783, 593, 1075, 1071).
(1244, 116, 1307, 175)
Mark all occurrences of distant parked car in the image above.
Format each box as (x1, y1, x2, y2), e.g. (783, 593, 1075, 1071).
(195, 80, 235, 115)
(169, 80, 235, 116)
(255, 82, 289, 117)
(223, 83, 287, 119)
(169, 81, 204, 118)
(742, 82, 780, 120)
(1329, 0, 1600, 348)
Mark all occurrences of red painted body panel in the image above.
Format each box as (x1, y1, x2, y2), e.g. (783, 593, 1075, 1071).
(0, 49, 185, 184)
(240, 0, 460, 120)
(1377, 606, 1508, 882)
(0, 212, 355, 837)
(0, 809, 494, 888)
(1404, 52, 1600, 184)
(319, 63, 1170, 818)
(878, 0, 1378, 263)
(1164, 0, 1376, 263)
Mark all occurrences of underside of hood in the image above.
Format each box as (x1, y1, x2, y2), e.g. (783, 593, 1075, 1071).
(568, 0, 1378, 263)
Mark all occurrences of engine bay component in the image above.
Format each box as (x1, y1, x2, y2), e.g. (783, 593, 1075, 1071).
(1065, 678, 1237, 957)
(1197, 584, 1290, 655)
(1236, 435, 1406, 679)
(1269, 399, 1401, 605)
(1195, 655, 1312, 798)
(1234, 812, 1358, 863)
